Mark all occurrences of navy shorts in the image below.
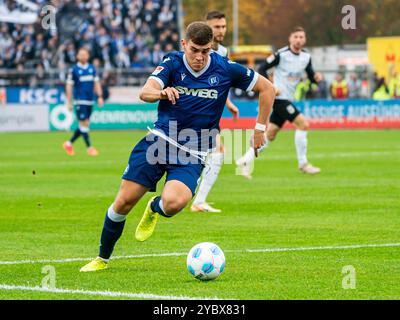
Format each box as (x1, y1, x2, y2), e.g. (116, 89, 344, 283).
(122, 135, 205, 196)
(75, 105, 93, 121)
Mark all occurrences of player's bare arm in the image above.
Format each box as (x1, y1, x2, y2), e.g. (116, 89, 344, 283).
(94, 79, 104, 108)
(226, 97, 239, 120)
(140, 78, 180, 105)
(252, 75, 275, 156)
(65, 82, 73, 112)
(305, 58, 322, 84)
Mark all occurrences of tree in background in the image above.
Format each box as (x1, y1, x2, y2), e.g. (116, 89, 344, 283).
(182, 0, 400, 47)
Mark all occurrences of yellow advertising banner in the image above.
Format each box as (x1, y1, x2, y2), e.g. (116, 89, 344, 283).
(367, 36, 400, 81)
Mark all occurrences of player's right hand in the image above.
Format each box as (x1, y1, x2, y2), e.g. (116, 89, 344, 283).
(253, 130, 266, 157)
(67, 102, 73, 112)
(160, 87, 179, 105)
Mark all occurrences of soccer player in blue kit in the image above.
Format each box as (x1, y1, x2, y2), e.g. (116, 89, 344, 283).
(80, 22, 275, 272)
(63, 47, 104, 156)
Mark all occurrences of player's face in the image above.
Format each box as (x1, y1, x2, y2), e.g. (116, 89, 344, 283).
(207, 18, 227, 44)
(77, 49, 89, 64)
(289, 31, 306, 50)
(181, 39, 212, 72)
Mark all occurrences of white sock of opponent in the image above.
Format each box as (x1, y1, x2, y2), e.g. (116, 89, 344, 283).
(193, 152, 224, 205)
(238, 139, 271, 165)
(295, 129, 308, 167)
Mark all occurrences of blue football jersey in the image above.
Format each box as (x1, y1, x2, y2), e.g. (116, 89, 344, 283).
(67, 63, 99, 105)
(148, 51, 258, 150)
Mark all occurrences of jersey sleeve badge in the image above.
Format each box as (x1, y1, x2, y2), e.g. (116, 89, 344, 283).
(152, 66, 164, 76)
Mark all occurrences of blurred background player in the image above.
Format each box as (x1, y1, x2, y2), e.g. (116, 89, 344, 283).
(191, 11, 240, 213)
(63, 47, 104, 156)
(236, 26, 322, 178)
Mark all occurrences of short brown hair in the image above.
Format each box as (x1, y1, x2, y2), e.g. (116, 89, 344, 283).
(205, 11, 226, 21)
(185, 22, 213, 45)
(291, 26, 306, 34)
(77, 47, 90, 54)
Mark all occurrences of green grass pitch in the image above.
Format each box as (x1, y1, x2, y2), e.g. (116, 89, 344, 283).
(0, 129, 399, 300)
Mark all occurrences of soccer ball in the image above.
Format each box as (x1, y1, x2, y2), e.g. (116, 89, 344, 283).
(186, 242, 225, 281)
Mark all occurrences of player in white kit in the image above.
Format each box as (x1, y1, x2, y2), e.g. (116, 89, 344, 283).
(236, 26, 322, 178)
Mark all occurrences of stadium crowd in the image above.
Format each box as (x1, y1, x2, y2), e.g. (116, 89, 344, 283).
(293, 71, 400, 101)
(0, 0, 180, 75)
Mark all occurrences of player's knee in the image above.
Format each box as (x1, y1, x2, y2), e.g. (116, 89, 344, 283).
(266, 131, 277, 141)
(298, 121, 309, 131)
(161, 196, 187, 216)
(114, 196, 135, 214)
(80, 119, 89, 127)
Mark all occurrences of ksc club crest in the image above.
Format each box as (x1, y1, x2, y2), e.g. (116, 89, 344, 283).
(208, 75, 219, 86)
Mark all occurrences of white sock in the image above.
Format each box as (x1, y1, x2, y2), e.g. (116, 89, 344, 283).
(238, 139, 270, 165)
(107, 204, 127, 222)
(97, 256, 109, 263)
(193, 152, 224, 205)
(241, 147, 255, 165)
(158, 198, 165, 214)
(295, 130, 308, 167)
(79, 126, 89, 133)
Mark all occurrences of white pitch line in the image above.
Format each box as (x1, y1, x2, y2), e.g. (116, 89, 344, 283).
(260, 151, 400, 161)
(245, 242, 400, 253)
(0, 284, 221, 300)
(1, 243, 399, 266)
(0, 252, 187, 265)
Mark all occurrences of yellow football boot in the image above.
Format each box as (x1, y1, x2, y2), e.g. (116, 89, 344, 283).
(80, 257, 108, 272)
(135, 196, 159, 242)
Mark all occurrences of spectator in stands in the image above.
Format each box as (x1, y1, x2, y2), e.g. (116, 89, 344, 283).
(316, 73, 328, 99)
(330, 73, 349, 99)
(15, 64, 27, 86)
(159, 5, 174, 25)
(294, 74, 318, 101)
(347, 73, 361, 99)
(372, 77, 390, 100)
(389, 72, 400, 99)
(30, 63, 46, 87)
(64, 42, 76, 65)
(0, 25, 13, 53)
(151, 43, 165, 66)
(14, 43, 26, 67)
(0, 47, 15, 69)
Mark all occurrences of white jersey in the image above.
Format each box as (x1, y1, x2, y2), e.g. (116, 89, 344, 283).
(261, 46, 315, 101)
(212, 43, 228, 58)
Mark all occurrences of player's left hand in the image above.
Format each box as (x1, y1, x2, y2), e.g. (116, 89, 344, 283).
(253, 130, 266, 157)
(228, 104, 239, 121)
(160, 87, 180, 105)
(97, 97, 104, 108)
